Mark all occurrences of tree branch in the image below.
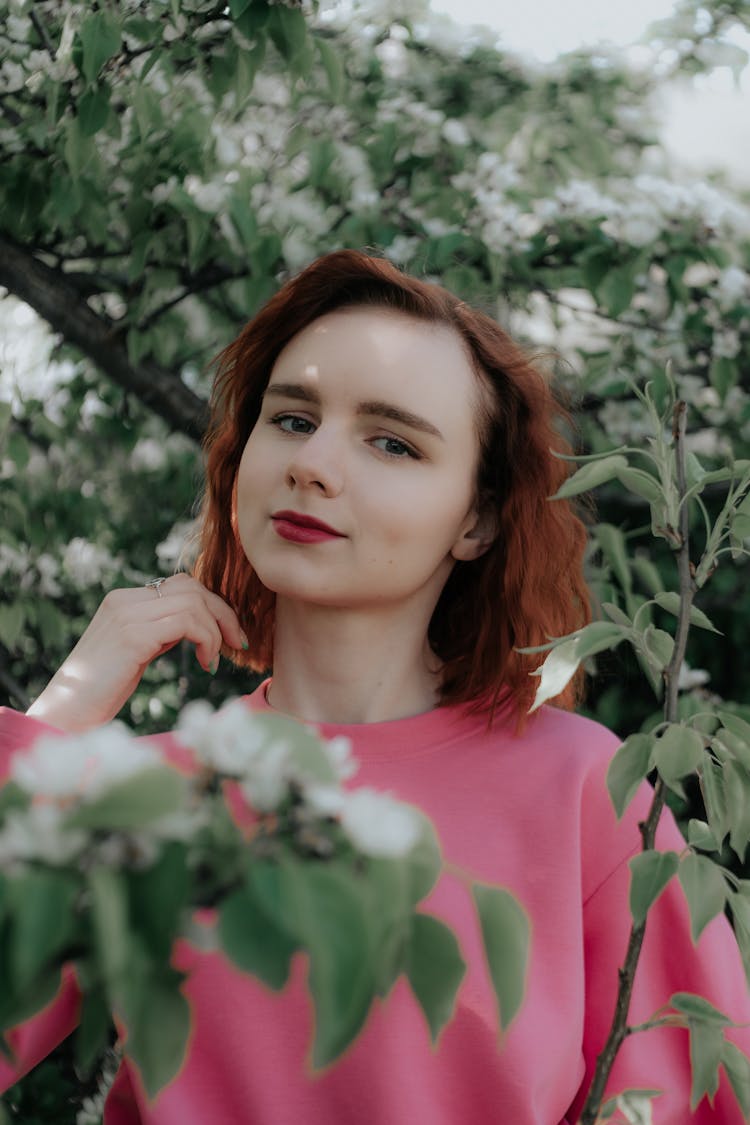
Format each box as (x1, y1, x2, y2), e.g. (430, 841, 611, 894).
(579, 399, 695, 1124)
(0, 644, 31, 711)
(0, 234, 208, 442)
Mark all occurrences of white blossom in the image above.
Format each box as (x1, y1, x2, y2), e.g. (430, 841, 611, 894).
(619, 212, 663, 247)
(375, 37, 409, 79)
(0, 804, 88, 867)
(62, 537, 120, 588)
(384, 235, 419, 264)
(717, 266, 749, 309)
(12, 724, 159, 802)
(175, 698, 269, 774)
(339, 789, 421, 857)
(0, 542, 29, 578)
(239, 740, 292, 812)
(183, 174, 228, 213)
(156, 518, 199, 570)
(678, 663, 711, 691)
(714, 328, 741, 359)
(130, 437, 168, 472)
(36, 552, 63, 597)
(321, 735, 357, 781)
(304, 784, 346, 818)
(442, 119, 470, 146)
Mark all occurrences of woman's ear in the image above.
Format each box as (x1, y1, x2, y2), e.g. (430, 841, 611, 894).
(450, 507, 498, 562)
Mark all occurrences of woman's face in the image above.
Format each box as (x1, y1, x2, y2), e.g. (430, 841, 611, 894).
(235, 307, 491, 620)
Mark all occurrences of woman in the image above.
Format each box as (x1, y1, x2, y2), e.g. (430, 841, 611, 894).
(2, 250, 749, 1122)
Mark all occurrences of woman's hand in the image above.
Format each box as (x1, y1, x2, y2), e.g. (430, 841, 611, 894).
(25, 574, 249, 733)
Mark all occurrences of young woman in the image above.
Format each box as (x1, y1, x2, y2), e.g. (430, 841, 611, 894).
(2, 250, 749, 1123)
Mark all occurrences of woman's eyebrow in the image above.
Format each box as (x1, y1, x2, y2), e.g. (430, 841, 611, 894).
(357, 400, 444, 441)
(263, 383, 444, 441)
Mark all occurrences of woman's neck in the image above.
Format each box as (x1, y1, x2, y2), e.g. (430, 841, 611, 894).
(266, 599, 443, 725)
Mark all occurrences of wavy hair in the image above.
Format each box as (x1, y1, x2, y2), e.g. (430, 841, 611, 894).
(192, 249, 590, 716)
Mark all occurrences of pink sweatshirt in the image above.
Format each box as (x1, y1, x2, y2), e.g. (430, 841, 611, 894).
(1, 684, 748, 1124)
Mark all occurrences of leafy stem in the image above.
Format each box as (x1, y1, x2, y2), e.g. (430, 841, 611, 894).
(579, 399, 696, 1124)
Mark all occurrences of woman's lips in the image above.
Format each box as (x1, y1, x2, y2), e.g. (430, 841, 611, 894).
(271, 511, 345, 544)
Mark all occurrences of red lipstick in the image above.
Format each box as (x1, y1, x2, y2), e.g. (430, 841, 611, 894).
(271, 510, 345, 544)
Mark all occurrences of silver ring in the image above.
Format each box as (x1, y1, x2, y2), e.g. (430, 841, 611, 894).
(145, 577, 168, 598)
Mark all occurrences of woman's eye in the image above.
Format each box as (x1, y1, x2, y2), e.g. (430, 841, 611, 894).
(272, 414, 315, 435)
(372, 436, 419, 459)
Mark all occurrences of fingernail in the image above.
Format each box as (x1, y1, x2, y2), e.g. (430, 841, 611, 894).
(240, 632, 249, 650)
(209, 658, 219, 675)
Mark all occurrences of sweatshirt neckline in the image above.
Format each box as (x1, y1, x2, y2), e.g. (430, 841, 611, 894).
(242, 679, 517, 761)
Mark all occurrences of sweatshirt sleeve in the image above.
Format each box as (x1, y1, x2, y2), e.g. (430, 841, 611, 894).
(568, 779, 750, 1124)
(0, 708, 83, 1090)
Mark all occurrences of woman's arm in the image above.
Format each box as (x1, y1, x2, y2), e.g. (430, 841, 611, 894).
(25, 574, 247, 733)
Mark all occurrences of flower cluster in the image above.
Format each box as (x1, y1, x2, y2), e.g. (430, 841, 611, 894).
(175, 698, 421, 856)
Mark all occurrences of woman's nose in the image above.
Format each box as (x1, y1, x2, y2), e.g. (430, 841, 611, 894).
(285, 428, 344, 496)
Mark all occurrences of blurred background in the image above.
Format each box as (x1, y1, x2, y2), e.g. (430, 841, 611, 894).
(1, 0, 749, 1116)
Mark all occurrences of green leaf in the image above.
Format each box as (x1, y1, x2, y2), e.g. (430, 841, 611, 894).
(0, 603, 24, 650)
(631, 556, 665, 596)
(670, 992, 732, 1025)
(363, 857, 412, 998)
(616, 466, 663, 504)
(63, 116, 96, 180)
(88, 867, 131, 990)
(218, 886, 298, 990)
(710, 356, 737, 402)
(229, 0, 254, 15)
(628, 851, 679, 927)
(79, 11, 122, 85)
(596, 523, 632, 595)
(678, 853, 727, 942)
(275, 858, 376, 1068)
(401, 814, 443, 905)
(0, 782, 28, 821)
(718, 712, 750, 742)
(128, 843, 190, 960)
(602, 602, 632, 628)
(550, 454, 629, 500)
(7, 872, 78, 990)
(36, 600, 67, 649)
(77, 86, 111, 136)
(652, 724, 704, 793)
(472, 883, 530, 1032)
(119, 965, 191, 1099)
(268, 6, 308, 62)
(316, 36, 345, 100)
(65, 767, 187, 830)
(652, 592, 722, 634)
(406, 913, 466, 1044)
(643, 625, 675, 671)
(722, 1040, 750, 1118)
(688, 1019, 725, 1109)
(701, 757, 730, 847)
(0, 967, 62, 1033)
(529, 622, 627, 712)
(75, 986, 114, 1079)
(687, 818, 718, 852)
(599, 262, 638, 316)
(606, 733, 654, 818)
(724, 761, 750, 861)
(228, 196, 257, 249)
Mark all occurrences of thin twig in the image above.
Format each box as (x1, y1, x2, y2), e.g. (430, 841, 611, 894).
(579, 399, 695, 1123)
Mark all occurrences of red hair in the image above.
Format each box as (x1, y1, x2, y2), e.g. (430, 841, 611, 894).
(192, 250, 590, 716)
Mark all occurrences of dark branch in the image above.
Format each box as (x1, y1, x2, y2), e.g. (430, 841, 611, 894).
(0, 233, 208, 442)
